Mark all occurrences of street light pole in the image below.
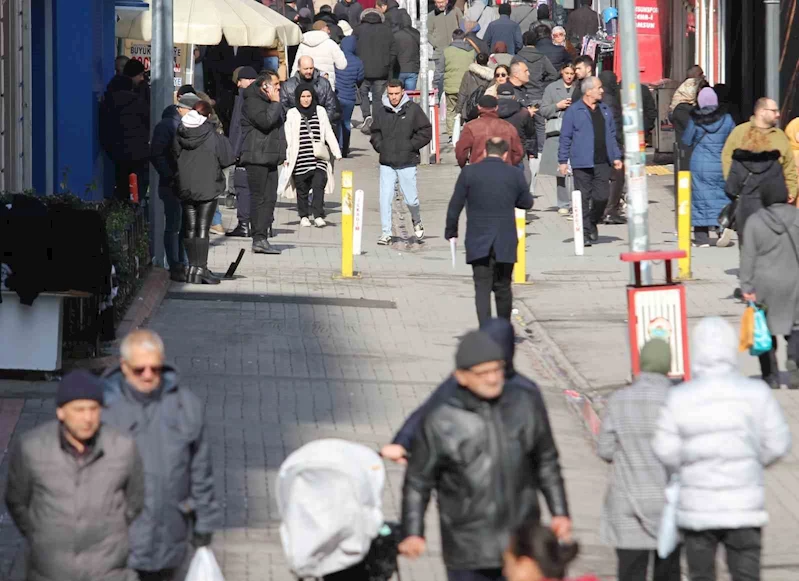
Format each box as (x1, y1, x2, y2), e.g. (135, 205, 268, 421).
(149, 0, 173, 268)
(618, 0, 650, 284)
(764, 0, 780, 104)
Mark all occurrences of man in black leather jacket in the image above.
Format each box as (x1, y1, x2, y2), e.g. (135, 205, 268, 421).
(398, 328, 570, 581)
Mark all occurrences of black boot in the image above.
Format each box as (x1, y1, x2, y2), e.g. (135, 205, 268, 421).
(252, 238, 281, 255)
(170, 264, 188, 283)
(226, 222, 251, 237)
(188, 238, 221, 285)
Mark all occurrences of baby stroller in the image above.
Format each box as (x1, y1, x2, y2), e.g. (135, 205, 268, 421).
(277, 439, 402, 581)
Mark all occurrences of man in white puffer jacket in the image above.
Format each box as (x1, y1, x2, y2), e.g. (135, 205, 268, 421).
(653, 316, 791, 581)
(291, 21, 347, 90)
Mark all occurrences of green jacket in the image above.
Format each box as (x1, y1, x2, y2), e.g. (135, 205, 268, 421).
(443, 40, 475, 95)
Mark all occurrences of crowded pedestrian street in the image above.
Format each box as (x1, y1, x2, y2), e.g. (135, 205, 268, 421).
(2, 121, 799, 580)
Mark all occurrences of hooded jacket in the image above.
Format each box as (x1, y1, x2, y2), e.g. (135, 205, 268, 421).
(335, 36, 365, 103)
(382, 0, 410, 31)
(281, 69, 340, 123)
(394, 12, 421, 74)
(355, 9, 396, 80)
(241, 82, 288, 167)
(682, 106, 736, 226)
(334, 0, 363, 26)
(100, 75, 151, 163)
(740, 202, 799, 335)
(497, 97, 536, 156)
(457, 63, 494, 117)
(443, 39, 476, 94)
(652, 317, 791, 531)
(722, 119, 798, 201)
(150, 105, 182, 185)
(173, 118, 236, 202)
(533, 37, 570, 72)
(456, 109, 524, 167)
(102, 364, 221, 572)
(5, 420, 144, 581)
(513, 45, 559, 102)
(401, 318, 569, 570)
(370, 93, 433, 168)
(291, 30, 348, 90)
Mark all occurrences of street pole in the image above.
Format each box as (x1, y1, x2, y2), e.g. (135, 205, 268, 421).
(764, 0, 780, 104)
(618, 0, 650, 284)
(149, 0, 173, 268)
(419, 6, 430, 165)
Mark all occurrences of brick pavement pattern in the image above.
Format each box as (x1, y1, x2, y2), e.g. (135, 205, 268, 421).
(0, 117, 796, 581)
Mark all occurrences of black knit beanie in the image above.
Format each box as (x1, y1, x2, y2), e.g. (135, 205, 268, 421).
(56, 370, 104, 407)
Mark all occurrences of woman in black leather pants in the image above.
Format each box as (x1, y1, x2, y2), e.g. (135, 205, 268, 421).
(174, 100, 236, 284)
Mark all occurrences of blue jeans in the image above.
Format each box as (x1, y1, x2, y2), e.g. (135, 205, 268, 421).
(337, 100, 356, 156)
(398, 72, 418, 91)
(212, 207, 222, 226)
(379, 165, 420, 236)
(158, 184, 186, 269)
(263, 56, 279, 72)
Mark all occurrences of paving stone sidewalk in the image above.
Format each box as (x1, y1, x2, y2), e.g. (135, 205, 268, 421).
(0, 117, 796, 581)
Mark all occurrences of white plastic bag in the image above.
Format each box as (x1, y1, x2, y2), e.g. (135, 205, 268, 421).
(186, 547, 225, 581)
(657, 476, 680, 559)
(452, 114, 462, 145)
(277, 163, 293, 200)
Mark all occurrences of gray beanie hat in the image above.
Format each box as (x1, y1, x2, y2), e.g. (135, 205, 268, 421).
(456, 330, 505, 370)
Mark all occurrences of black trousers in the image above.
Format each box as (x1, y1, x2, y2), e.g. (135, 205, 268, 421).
(758, 330, 799, 379)
(245, 164, 278, 242)
(182, 199, 217, 270)
(294, 168, 328, 219)
(446, 568, 504, 581)
(471, 250, 514, 326)
(683, 528, 761, 581)
(359, 79, 387, 119)
(616, 548, 681, 581)
(234, 167, 251, 224)
(573, 163, 611, 236)
(606, 162, 625, 218)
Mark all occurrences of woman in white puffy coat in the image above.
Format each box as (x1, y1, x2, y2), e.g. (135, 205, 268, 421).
(291, 22, 347, 90)
(652, 316, 791, 581)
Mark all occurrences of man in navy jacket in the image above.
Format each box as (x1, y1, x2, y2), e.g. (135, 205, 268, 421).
(445, 137, 533, 325)
(558, 75, 623, 246)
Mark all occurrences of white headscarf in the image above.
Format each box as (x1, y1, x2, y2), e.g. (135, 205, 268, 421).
(181, 110, 207, 129)
(552, 26, 566, 46)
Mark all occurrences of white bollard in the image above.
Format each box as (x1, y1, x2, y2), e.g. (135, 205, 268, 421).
(353, 189, 364, 256)
(452, 114, 461, 146)
(572, 189, 584, 256)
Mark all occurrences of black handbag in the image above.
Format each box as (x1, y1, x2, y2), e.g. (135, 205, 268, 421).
(719, 170, 752, 230)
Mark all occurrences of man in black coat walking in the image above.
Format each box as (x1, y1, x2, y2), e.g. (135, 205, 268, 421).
(226, 66, 258, 239)
(354, 8, 396, 131)
(240, 71, 287, 255)
(445, 137, 533, 324)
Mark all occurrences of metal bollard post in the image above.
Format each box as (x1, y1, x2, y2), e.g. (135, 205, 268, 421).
(677, 171, 692, 280)
(129, 173, 139, 203)
(513, 208, 527, 283)
(572, 189, 584, 256)
(340, 171, 354, 277)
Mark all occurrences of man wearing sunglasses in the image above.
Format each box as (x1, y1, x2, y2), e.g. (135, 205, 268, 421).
(103, 329, 220, 581)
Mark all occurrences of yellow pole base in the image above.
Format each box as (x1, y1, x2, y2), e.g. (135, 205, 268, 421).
(677, 171, 692, 281)
(513, 208, 532, 284)
(340, 171, 355, 278)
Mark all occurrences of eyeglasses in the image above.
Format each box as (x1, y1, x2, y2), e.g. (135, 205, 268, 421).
(130, 365, 163, 376)
(495, 72, 508, 78)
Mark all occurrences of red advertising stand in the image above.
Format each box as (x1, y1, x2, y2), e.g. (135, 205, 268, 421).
(621, 250, 690, 380)
(613, 0, 667, 84)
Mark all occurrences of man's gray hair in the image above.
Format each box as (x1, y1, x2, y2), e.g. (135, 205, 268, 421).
(581, 76, 600, 93)
(120, 329, 165, 361)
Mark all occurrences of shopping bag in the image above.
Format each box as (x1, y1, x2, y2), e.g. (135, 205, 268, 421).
(750, 302, 773, 356)
(452, 114, 462, 146)
(739, 304, 755, 352)
(657, 475, 680, 559)
(277, 163, 293, 200)
(186, 547, 225, 581)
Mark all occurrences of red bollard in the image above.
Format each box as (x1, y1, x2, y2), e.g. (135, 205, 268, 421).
(129, 173, 139, 203)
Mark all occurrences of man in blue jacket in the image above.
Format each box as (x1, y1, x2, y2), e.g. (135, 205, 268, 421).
(150, 92, 201, 282)
(483, 3, 523, 55)
(558, 75, 623, 246)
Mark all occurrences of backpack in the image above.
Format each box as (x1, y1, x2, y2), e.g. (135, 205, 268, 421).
(277, 439, 387, 579)
(465, 85, 487, 122)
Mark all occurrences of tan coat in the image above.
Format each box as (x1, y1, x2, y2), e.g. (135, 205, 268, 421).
(281, 105, 342, 200)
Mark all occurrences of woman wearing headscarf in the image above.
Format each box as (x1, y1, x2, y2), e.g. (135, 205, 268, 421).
(598, 339, 682, 581)
(283, 84, 342, 228)
(740, 178, 799, 389)
(682, 87, 736, 247)
(173, 101, 236, 284)
(551, 26, 577, 58)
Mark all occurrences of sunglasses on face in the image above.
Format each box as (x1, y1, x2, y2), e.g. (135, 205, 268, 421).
(130, 365, 163, 376)
(495, 72, 508, 78)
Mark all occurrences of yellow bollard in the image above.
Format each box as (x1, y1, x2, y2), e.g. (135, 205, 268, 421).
(513, 208, 527, 284)
(677, 170, 692, 280)
(340, 171, 354, 278)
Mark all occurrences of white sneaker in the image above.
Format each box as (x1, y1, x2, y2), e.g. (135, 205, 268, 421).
(414, 221, 425, 240)
(314, 217, 326, 228)
(300, 217, 312, 227)
(557, 208, 570, 216)
(377, 234, 392, 245)
(717, 227, 734, 247)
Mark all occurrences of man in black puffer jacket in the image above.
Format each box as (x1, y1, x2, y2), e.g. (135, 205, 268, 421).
(398, 330, 571, 581)
(354, 8, 396, 130)
(280, 57, 340, 124)
(240, 71, 287, 255)
(370, 80, 432, 245)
